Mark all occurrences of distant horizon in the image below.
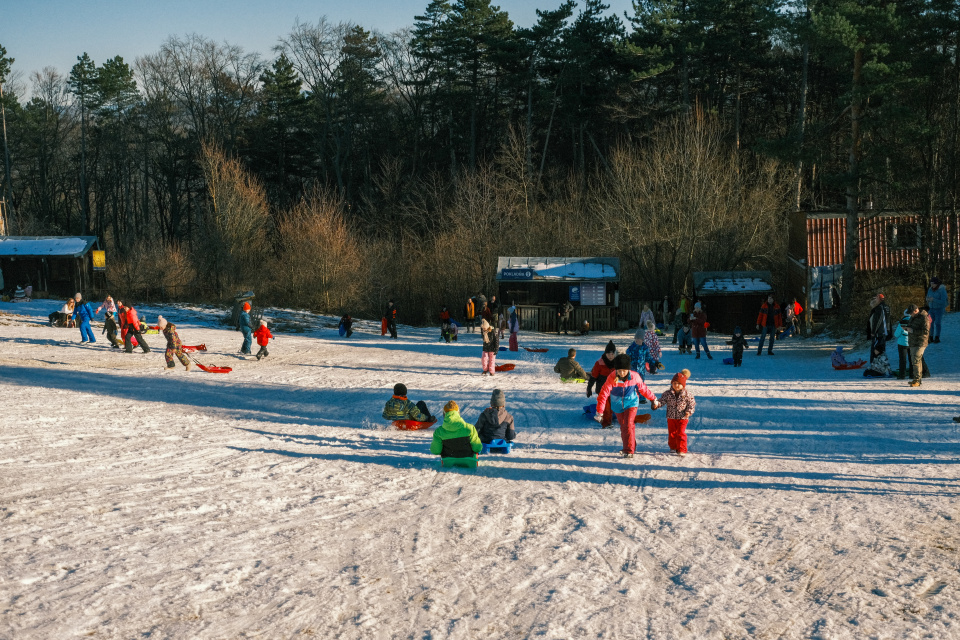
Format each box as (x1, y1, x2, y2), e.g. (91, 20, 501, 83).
(2, 0, 635, 97)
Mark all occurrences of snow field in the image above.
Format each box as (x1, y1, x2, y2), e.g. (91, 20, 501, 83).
(1, 300, 959, 639)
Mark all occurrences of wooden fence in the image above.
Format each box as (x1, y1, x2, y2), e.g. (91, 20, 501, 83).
(514, 300, 669, 334)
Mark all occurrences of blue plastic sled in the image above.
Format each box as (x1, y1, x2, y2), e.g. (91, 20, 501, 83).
(723, 357, 734, 365)
(481, 439, 513, 454)
(338, 324, 346, 337)
(584, 404, 597, 416)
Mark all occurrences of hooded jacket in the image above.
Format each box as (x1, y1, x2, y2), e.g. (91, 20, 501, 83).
(383, 396, 427, 421)
(475, 407, 516, 443)
(907, 310, 930, 348)
(253, 324, 273, 346)
(596, 370, 656, 415)
(430, 410, 482, 458)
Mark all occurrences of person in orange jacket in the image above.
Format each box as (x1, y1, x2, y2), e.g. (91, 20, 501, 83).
(253, 319, 274, 360)
(755, 294, 782, 355)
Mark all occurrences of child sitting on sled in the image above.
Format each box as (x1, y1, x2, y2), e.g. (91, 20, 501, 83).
(253, 319, 274, 360)
(157, 315, 191, 371)
(383, 384, 434, 422)
(431, 400, 483, 467)
(831, 346, 866, 369)
(475, 389, 517, 445)
(554, 348, 588, 381)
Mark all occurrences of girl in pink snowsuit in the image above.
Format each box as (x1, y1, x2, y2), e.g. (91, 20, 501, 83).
(480, 319, 499, 375)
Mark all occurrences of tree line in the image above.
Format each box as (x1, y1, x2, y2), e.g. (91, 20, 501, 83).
(0, 0, 958, 323)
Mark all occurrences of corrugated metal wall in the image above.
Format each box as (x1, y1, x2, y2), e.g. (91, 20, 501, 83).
(805, 213, 957, 269)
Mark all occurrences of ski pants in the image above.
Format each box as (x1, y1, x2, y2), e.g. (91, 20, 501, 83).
(616, 408, 638, 455)
(166, 347, 190, 368)
(870, 337, 886, 362)
(481, 351, 497, 374)
(240, 327, 252, 353)
(509, 332, 519, 351)
(929, 308, 943, 339)
(79, 321, 96, 343)
(256, 345, 270, 358)
(125, 328, 150, 353)
(757, 326, 776, 353)
(694, 337, 710, 356)
(668, 418, 689, 453)
(387, 320, 397, 339)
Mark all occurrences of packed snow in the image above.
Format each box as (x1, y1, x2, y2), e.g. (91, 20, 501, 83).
(1, 299, 959, 639)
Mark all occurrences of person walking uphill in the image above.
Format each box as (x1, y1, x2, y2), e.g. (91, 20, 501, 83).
(926, 277, 948, 344)
(756, 295, 782, 355)
(587, 341, 619, 428)
(384, 300, 398, 339)
(480, 318, 499, 375)
(596, 354, 660, 458)
(690, 302, 712, 359)
(237, 302, 253, 355)
(508, 305, 520, 351)
(157, 316, 190, 371)
(71, 293, 97, 343)
(123, 303, 151, 353)
(906, 304, 930, 387)
(866, 294, 893, 362)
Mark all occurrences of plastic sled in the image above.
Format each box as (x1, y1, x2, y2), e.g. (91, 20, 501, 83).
(499, 346, 507, 351)
(181, 344, 207, 352)
(440, 455, 478, 468)
(494, 363, 516, 372)
(381, 318, 387, 336)
(524, 347, 549, 353)
(393, 419, 437, 431)
(195, 362, 232, 374)
(338, 324, 347, 337)
(833, 361, 866, 370)
(561, 378, 587, 383)
(722, 357, 734, 365)
(481, 439, 512, 454)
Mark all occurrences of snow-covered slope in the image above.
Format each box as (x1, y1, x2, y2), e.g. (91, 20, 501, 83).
(1, 300, 958, 639)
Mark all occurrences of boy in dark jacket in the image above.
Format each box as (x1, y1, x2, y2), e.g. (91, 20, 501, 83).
(554, 348, 588, 381)
(730, 326, 748, 367)
(475, 389, 517, 444)
(102, 311, 122, 348)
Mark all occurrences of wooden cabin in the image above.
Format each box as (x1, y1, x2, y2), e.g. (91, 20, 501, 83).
(0, 236, 101, 297)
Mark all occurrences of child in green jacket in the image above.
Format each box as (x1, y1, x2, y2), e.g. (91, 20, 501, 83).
(431, 400, 482, 467)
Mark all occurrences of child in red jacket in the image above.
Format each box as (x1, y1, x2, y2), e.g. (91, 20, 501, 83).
(253, 320, 274, 360)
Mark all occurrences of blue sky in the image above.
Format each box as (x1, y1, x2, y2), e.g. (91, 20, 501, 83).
(2, 0, 636, 88)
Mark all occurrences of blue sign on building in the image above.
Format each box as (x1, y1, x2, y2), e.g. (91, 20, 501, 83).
(569, 285, 580, 302)
(501, 268, 534, 280)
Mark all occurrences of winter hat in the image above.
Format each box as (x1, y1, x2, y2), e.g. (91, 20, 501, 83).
(260, 319, 268, 326)
(876, 293, 885, 301)
(481, 319, 490, 331)
(613, 353, 631, 370)
(491, 389, 505, 407)
(734, 326, 742, 334)
(508, 305, 516, 315)
(393, 383, 407, 397)
(157, 315, 168, 330)
(672, 369, 691, 388)
(604, 340, 617, 354)
(694, 301, 702, 310)
(931, 277, 941, 285)
(242, 302, 251, 311)
(444, 400, 459, 413)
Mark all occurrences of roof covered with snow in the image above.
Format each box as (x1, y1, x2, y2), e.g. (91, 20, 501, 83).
(694, 270, 773, 295)
(0, 236, 99, 258)
(497, 257, 619, 281)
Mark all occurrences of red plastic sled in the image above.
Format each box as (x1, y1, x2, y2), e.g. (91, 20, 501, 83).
(181, 344, 207, 352)
(195, 362, 233, 374)
(393, 419, 437, 431)
(523, 347, 549, 353)
(833, 361, 866, 370)
(381, 318, 388, 336)
(494, 363, 516, 372)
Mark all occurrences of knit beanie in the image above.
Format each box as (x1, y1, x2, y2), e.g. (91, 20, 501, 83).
(243, 302, 251, 311)
(481, 319, 490, 331)
(604, 340, 617, 354)
(491, 389, 505, 407)
(694, 301, 702, 310)
(393, 383, 407, 396)
(613, 353, 631, 370)
(444, 400, 459, 413)
(672, 369, 691, 388)
(734, 326, 741, 335)
(157, 315, 168, 330)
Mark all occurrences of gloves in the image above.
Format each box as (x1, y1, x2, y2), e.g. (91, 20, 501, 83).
(593, 412, 603, 423)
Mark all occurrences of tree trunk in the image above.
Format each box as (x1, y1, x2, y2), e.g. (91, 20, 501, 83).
(839, 47, 863, 316)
